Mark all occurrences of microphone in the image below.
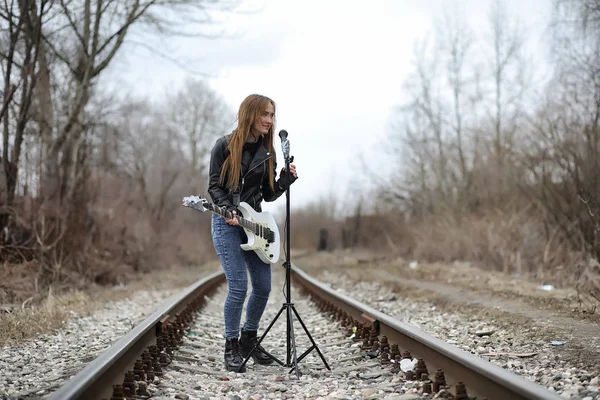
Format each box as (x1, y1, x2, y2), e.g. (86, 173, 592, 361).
(279, 129, 290, 160)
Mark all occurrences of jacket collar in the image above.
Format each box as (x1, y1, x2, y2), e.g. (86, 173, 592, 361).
(247, 136, 272, 172)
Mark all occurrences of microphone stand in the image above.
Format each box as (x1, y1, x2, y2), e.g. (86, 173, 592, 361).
(238, 130, 330, 377)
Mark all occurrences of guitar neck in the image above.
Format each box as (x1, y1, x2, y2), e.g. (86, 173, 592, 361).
(208, 203, 267, 238)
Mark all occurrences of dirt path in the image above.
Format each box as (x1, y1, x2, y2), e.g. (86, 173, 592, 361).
(403, 280, 600, 351)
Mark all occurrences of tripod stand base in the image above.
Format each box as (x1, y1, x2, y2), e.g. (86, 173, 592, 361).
(238, 301, 331, 377)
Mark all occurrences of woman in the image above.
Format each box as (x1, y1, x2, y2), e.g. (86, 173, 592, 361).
(208, 94, 297, 372)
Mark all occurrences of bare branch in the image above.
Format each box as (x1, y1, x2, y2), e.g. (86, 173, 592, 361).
(59, 0, 87, 53)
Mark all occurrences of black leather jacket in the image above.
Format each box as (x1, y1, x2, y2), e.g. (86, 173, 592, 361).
(208, 134, 295, 212)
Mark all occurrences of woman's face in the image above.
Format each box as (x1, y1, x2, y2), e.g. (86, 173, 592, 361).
(252, 102, 275, 135)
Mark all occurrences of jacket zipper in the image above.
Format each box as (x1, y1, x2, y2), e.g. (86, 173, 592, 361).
(240, 154, 272, 195)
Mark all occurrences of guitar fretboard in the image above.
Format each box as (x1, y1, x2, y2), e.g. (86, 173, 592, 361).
(208, 203, 275, 243)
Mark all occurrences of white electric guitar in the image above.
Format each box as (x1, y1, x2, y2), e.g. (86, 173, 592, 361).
(182, 196, 281, 264)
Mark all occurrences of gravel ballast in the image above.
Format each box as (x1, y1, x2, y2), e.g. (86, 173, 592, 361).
(0, 289, 178, 399)
(1, 262, 597, 399)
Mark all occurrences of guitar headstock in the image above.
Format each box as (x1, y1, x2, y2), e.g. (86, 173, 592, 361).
(182, 195, 210, 212)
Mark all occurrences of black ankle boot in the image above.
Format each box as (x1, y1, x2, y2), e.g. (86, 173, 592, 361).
(240, 329, 274, 365)
(224, 338, 246, 372)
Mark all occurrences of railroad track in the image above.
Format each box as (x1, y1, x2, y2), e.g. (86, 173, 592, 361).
(48, 264, 563, 400)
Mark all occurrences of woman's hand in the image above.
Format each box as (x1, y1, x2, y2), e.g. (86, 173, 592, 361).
(278, 163, 298, 191)
(281, 163, 298, 178)
(225, 209, 239, 226)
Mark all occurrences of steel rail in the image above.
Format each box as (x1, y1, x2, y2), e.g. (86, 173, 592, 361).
(291, 263, 563, 400)
(48, 270, 225, 400)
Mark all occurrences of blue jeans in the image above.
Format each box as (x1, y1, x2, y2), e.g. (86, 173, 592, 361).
(211, 214, 272, 339)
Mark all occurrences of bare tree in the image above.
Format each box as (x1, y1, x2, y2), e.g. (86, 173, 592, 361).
(0, 0, 51, 208)
(484, 0, 529, 196)
(385, 6, 480, 215)
(108, 99, 178, 232)
(109, 81, 231, 236)
(33, 0, 242, 208)
(385, 101, 436, 216)
(398, 35, 449, 206)
(524, 0, 600, 260)
(437, 6, 475, 185)
(164, 77, 233, 193)
(0, 0, 245, 291)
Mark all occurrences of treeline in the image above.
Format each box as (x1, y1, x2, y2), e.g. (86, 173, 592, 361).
(0, 1, 238, 302)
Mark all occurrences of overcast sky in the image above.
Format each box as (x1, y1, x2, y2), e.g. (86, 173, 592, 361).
(109, 0, 552, 216)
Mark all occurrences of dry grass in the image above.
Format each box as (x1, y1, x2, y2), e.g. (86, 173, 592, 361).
(0, 261, 221, 347)
(398, 208, 600, 314)
(1, 287, 72, 347)
(403, 208, 563, 277)
(0, 310, 67, 347)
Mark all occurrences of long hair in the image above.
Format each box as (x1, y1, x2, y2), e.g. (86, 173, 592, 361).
(219, 94, 276, 192)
